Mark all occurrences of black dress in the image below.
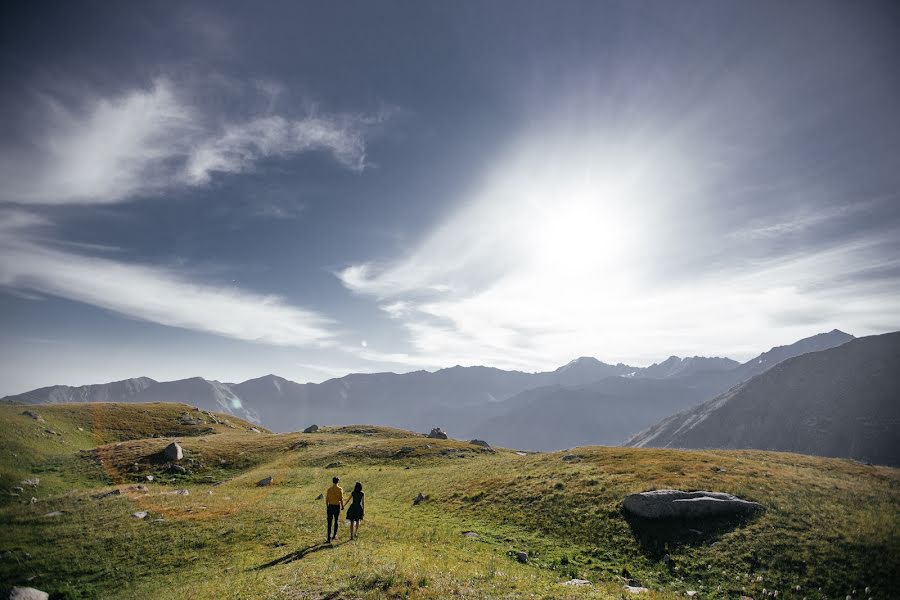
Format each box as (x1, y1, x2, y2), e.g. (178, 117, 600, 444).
(346, 490, 364, 521)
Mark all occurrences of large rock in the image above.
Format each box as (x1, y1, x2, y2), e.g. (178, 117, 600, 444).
(8, 587, 49, 600)
(427, 427, 448, 440)
(303, 424, 319, 433)
(623, 489, 763, 519)
(164, 442, 183, 461)
(257, 476, 274, 487)
(469, 439, 491, 447)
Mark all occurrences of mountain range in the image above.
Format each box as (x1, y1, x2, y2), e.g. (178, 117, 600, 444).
(626, 331, 900, 466)
(4, 329, 862, 453)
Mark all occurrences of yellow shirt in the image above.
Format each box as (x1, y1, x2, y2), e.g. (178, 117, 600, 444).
(326, 485, 344, 506)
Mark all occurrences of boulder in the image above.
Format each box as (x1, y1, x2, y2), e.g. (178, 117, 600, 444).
(8, 587, 49, 600)
(622, 489, 763, 519)
(624, 585, 650, 594)
(462, 531, 479, 538)
(469, 439, 491, 447)
(427, 427, 448, 440)
(131, 511, 149, 519)
(413, 492, 428, 505)
(257, 476, 274, 487)
(164, 442, 183, 461)
(303, 424, 319, 433)
(93, 489, 122, 500)
(515, 551, 528, 563)
(563, 579, 591, 586)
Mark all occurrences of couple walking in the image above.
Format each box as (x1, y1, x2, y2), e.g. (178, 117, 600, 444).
(325, 476, 365, 542)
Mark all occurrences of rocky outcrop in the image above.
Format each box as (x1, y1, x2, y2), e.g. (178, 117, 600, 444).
(427, 427, 448, 440)
(303, 424, 319, 433)
(623, 490, 763, 519)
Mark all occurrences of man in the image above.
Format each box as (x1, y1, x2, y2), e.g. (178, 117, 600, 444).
(325, 476, 345, 542)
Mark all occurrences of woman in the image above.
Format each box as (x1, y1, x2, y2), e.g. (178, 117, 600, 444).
(346, 482, 365, 540)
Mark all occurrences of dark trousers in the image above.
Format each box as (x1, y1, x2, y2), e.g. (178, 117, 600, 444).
(327, 504, 341, 539)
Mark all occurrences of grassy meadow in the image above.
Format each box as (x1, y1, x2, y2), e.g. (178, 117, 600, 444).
(1, 402, 898, 599)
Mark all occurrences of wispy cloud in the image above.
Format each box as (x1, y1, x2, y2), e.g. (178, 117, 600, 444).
(0, 79, 375, 205)
(0, 211, 337, 347)
(338, 131, 900, 368)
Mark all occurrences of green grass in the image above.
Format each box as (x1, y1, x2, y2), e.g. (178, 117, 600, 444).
(1, 403, 898, 599)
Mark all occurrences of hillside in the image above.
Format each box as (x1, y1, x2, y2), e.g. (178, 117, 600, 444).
(1, 402, 898, 599)
(626, 332, 900, 466)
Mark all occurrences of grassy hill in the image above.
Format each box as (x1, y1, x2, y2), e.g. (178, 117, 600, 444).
(1, 403, 897, 599)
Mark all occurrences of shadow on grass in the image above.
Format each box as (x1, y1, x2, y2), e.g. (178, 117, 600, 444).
(623, 511, 759, 559)
(253, 541, 344, 570)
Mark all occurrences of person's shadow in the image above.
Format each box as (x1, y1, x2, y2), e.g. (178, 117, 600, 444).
(253, 540, 344, 570)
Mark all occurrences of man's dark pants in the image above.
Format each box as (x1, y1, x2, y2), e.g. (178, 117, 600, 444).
(327, 504, 340, 540)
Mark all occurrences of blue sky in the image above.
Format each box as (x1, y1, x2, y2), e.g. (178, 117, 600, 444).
(1, 1, 899, 395)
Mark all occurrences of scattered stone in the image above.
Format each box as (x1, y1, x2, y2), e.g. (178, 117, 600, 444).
(146, 475, 154, 482)
(169, 464, 188, 474)
(257, 476, 274, 487)
(515, 451, 528, 456)
(561, 454, 579, 461)
(77, 427, 84, 431)
(128, 463, 141, 472)
(21, 411, 44, 422)
(315, 493, 324, 500)
(8, 587, 49, 600)
(207, 490, 214, 495)
(43, 511, 64, 518)
(462, 531, 479, 538)
(127, 485, 149, 493)
(22, 478, 40, 487)
(622, 490, 764, 519)
(563, 579, 590, 586)
(469, 439, 491, 447)
(515, 551, 528, 563)
(12, 486, 24, 493)
(249, 427, 262, 433)
(413, 492, 428, 505)
(94, 489, 122, 500)
(427, 427, 448, 440)
(303, 424, 319, 433)
(164, 442, 183, 461)
(325, 462, 344, 469)
(624, 585, 650, 594)
(163, 489, 190, 496)
(686, 592, 699, 598)
(131, 511, 149, 519)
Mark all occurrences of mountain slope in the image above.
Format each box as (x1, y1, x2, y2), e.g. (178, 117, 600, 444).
(9, 377, 157, 404)
(1, 402, 897, 599)
(626, 332, 900, 465)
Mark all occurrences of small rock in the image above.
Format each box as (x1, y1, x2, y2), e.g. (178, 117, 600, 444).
(515, 451, 528, 456)
(427, 427, 448, 440)
(315, 493, 324, 500)
(469, 439, 491, 447)
(131, 511, 149, 519)
(249, 427, 262, 433)
(397, 446, 415, 454)
(624, 585, 650, 594)
(21, 411, 44, 422)
(515, 551, 528, 563)
(43, 511, 64, 517)
(257, 476, 274, 487)
(127, 485, 149, 493)
(77, 427, 84, 431)
(22, 478, 40, 487)
(303, 424, 319, 433)
(170, 464, 188, 474)
(462, 531, 479, 538)
(686, 592, 699, 598)
(164, 442, 183, 461)
(561, 454, 579, 461)
(145, 475, 154, 482)
(94, 489, 122, 500)
(128, 463, 141, 472)
(29, 497, 37, 504)
(163, 489, 190, 496)
(9, 587, 50, 600)
(563, 579, 590, 586)
(12, 486, 24, 493)
(413, 492, 428, 505)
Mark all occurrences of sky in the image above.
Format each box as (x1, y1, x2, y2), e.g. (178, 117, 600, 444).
(1, 1, 899, 395)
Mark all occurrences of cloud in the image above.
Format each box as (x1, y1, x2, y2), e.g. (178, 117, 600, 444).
(0, 211, 337, 347)
(337, 131, 900, 368)
(0, 79, 374, 205)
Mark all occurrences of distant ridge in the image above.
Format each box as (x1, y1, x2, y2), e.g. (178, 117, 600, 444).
(3, 330, 859, 452)
(625, 332, 899, 466)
